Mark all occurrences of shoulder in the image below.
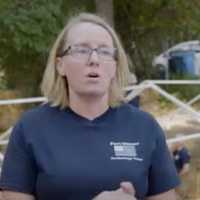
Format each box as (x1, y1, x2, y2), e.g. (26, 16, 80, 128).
(116, 103, 165, 140)
(10, 103, 62, 142)
(181, 147, 189, 153)
(17, 103, 60, 129)
(117, 103, 160, 127)
(180, 147, 191, 157)
(22, 103, 58, 119)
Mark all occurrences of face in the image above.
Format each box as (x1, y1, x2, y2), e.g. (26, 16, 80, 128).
(57, 22, 117, 100)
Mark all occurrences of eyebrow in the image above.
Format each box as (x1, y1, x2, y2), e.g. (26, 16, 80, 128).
(72, 43, 90, 48)
(98, 44, 112, 48)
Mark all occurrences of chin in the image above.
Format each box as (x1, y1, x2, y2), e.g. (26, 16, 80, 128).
(79, 89, 107, 98)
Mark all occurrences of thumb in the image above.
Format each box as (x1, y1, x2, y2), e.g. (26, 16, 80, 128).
(120, 181, 135, 195)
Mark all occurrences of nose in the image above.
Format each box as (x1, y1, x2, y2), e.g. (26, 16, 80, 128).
(87, 50, 100, 66)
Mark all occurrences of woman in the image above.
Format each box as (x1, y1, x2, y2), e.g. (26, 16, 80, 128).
(0, 13, 180, 200)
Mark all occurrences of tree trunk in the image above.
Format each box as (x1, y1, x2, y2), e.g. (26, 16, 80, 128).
(95, 0, 114, 27)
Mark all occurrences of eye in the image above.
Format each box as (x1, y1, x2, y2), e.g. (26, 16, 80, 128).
(76, 47, 90, 54)
(99, 48, 113, 56)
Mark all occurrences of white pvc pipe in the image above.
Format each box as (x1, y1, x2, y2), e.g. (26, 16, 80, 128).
(148, 80, 200, 85)
(0, 127, 13, 140)
(167, 133, 200, 144)
(125, 84, 151, 102)
(0, 97, 46, 106)
(149, 83, 200, 118)
(175, 94, 200, 114)
(0, 140, 8, 145)
(187, 94, 200, 106)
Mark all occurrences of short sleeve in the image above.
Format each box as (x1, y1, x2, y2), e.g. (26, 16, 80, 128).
(147, 120, 180, 196)
(181, 148, 191, 164)
(0, 121, 37, 194)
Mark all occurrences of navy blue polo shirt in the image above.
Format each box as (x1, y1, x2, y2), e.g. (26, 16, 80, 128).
(0, 103, 180, 199)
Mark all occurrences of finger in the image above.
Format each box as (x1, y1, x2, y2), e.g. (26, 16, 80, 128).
(120, 181, 135, 195)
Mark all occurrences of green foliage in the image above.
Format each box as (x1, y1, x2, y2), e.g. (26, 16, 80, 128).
(162, 74, 200, 101)
(0, 75, 7, 90)
(64, 0, 95, 14)
(114, 0, 200, 80)
(0, 0, 66, 95)
(0, 0, 200, 97)
(0, 0, 96, 96)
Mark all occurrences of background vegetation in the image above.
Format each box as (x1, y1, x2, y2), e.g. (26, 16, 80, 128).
(0, 0, 200, 96)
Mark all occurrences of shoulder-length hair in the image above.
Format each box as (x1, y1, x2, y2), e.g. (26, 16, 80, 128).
(41, 13, 130, 109)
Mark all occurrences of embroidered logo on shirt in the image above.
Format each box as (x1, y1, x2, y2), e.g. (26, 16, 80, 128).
(110, 142, 143, 161)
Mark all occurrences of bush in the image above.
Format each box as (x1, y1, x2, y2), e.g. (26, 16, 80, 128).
(162, 74, 200, 102)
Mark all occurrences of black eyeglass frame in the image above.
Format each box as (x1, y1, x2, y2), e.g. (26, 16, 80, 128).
(57, 45, 118, 61)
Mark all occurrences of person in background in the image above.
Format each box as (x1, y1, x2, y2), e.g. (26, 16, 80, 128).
(0, 13, 179, 200)
(171, 139, 191, 176)
(170, 137, 191, 200)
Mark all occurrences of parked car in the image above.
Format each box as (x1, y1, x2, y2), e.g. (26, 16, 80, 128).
(153, 40, 200, 79)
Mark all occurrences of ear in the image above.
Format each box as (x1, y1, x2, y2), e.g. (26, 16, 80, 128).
(56, 57, 65, 76)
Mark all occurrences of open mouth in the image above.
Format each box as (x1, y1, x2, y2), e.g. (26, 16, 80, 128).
(87, 72, 100, 78)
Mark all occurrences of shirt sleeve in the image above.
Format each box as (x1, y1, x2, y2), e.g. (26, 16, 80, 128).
(147, 120, 180, 196)
(180, 148, 191, 164)
(0, 121, 37, 194)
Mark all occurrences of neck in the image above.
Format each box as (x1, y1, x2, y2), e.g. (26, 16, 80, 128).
(69, 93, 109, 120)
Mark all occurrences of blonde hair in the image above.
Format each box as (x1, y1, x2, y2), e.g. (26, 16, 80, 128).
(41, 13, 130, 109)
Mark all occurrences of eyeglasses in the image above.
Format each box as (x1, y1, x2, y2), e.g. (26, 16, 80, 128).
(58, 45, 117, 62)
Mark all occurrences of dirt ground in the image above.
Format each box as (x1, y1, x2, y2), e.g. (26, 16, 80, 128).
(157, 112, 200, 199)
(141, 91, 200, 200)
